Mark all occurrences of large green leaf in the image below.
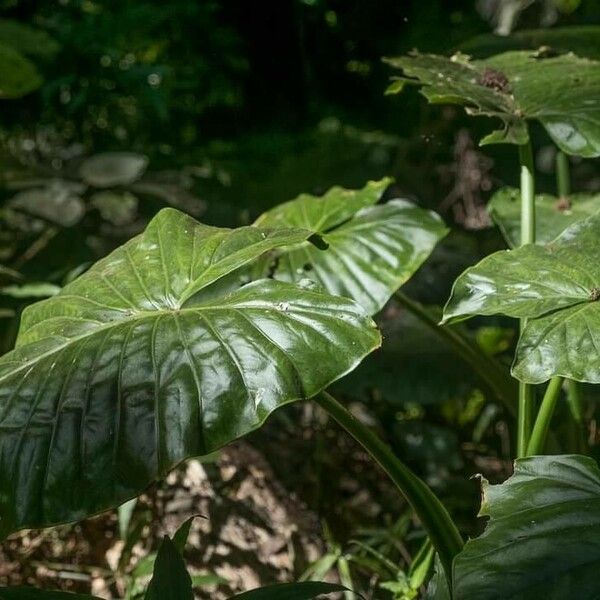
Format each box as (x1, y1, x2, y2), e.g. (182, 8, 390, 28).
(453, 455, 600, 600)
(0, 208, 380, 536)
(254, 180, 448, 315)
(459, 25, 600, 60)
(230, 582, 352, 599)
(385, 50, 600, 156)
(0, 589, 100, 599)
(144, 536, 193, 600)
(488, 186, 600, 247)
(0, 42, 41, 99)
(443, 212, 600, 383)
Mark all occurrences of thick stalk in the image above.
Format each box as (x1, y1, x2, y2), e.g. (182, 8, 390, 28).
(527, 377, 563, 455)
(517, 140, 536, 457)
(395, 291, 517, 416)
(316, 391, 463, 583)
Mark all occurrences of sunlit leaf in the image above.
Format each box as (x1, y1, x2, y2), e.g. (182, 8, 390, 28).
(0, 208, 380, 536)
(385, 51, 600, 156)
(488, 186, 600, 246)
(443, 213, 600, 383)
(453, 455, 600, 600)
(254, 180, 448, 314)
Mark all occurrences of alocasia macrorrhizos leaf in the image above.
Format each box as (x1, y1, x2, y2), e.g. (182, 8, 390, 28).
(488, 186, 600, 247)
(385, 50, 600, 156)
(453, 455, 600, 600)
(254, 180, 448, 315)
(443, 213, 600, 383)
(0, 208, 380, 536)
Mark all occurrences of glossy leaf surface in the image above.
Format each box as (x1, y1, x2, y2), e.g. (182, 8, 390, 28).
(254, 180, 448, 314)
(454, 455, 600, 600)
(230, 582, 351, 599)
(0, 208, 380, 536)
(385, 51, 600, 156)
(488, 186, 600, 247)
(443, 213, 600, 383)
(144, 536, 193, 600)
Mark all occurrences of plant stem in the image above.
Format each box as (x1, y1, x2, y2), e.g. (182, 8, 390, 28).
(556, 151, 570, 198)
(555, 151, 585, 450)
(517, 139, 536, 457)
(395, 291, 517, 416)
(526, 377, 563, 455)
(315, 391, 463, 584)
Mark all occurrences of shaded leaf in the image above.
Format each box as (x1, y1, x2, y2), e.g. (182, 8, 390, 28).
(0, 208, 380, 536)
(91, 191, 138, 226)
(453, 455, 600, 600)
(255, 180, 448, 314)
(488, 186, 600, 247)
(144, 536, 192, 600)
(230, 582, 353, 599)
(385, 51, 600, 156)
(0, 19, 59, 58)
(0, 42, 41, 99)
(443, 213, 600, 383)
(80, 153, 148, 188)
(0, 283, 61, 299)
(8, 183, 85, 227)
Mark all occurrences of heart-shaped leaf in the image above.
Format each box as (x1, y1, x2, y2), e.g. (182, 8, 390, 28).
(254, 180, 448, 315)
(459, 25, 600, 60)
(0, 208, 380, 536)
(488, 186, 600, 247)
(385, 51, 600, 156)
(229, 582, 353, 599)
(443, 212, 600, 383)
(453, 455, 600, 600)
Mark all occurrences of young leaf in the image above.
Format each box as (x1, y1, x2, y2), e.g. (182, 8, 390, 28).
(229, 582, 353, 599)
(0, 588, 101, 599)
(144, 536, 193, 600)
(254, 180, 448, 315)
(385, 51, 600, 157)
(453, 455, 600, 600)
(0, 208, 380, 536)
(443, 212, 600, 383)
(488, 186, 600, 247)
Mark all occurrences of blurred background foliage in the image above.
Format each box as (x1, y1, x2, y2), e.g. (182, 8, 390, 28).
(0, 0, 599, 598)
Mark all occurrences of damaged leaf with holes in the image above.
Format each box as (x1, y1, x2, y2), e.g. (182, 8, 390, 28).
(385, 50, 600, 156)
(443, 212, 600, 383)
(253, 179, 449, 315)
